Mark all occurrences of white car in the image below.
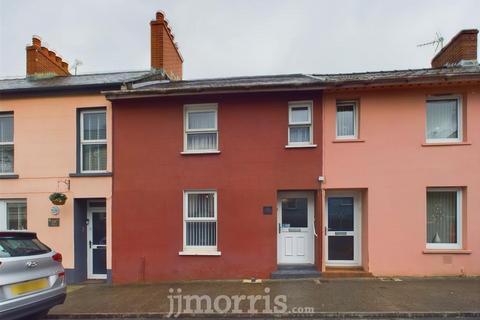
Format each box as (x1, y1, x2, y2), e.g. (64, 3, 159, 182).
(0, 231, 66, 320)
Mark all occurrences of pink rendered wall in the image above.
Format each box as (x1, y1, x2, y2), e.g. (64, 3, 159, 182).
(323, 84, 480, 276)
(0, 95, 112, 270)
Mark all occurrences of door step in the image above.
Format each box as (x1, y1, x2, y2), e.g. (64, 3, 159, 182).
(271, 264, 321, 279)
(322, 267, 372, 278)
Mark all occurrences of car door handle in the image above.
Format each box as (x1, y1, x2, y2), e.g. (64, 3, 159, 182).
(89, 240, 92, 249)
(278, 223, 281, 234)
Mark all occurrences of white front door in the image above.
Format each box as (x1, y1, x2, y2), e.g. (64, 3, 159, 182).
(325, 192, 362, 266)
(87, 201, 107, 279)
(277, 192, 315, 265)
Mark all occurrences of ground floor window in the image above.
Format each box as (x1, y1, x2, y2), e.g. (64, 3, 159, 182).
(183, 191, 217, 252)
(0, 200, 27, 230)
(426, 188, 462, 249)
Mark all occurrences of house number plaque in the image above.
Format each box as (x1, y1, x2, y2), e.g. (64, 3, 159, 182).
(48, 218, 60, 227)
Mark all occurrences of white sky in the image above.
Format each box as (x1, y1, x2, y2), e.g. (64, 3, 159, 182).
(0, 0, 479, 80)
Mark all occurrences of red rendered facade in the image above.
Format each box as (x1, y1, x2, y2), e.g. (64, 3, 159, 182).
(111, 91, 323, 283)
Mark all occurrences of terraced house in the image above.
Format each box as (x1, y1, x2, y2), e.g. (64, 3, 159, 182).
(106, 28, 480, 282)
(1, 10, 479, 284)
(0, 12, 181, 283)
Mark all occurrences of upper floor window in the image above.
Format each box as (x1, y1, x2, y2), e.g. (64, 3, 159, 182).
(80, 109, 107, 172)
(336, 101, 358, 139)
(426, 96, 462, 143)
(184, 104, 218, 153)
(0, 200, 27, 230)
(183, 191, 218, 253)
(0, 113, 14, 174)
(288, 101, 313, 146)
(426, 188, 462, 250)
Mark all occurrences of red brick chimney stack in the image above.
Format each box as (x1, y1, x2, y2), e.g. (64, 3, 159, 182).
(431, 29, 478, 68)
(26, 36, 70, 77)
(150, 11, 183, 80)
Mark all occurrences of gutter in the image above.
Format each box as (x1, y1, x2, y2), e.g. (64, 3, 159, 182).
(0, 83, 126, 97)
(324, 74, 480, 89)
(103, 84, 327, 100)
(104, 73, 480, 100)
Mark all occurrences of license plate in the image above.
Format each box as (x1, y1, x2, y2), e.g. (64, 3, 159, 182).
(10, 278, 49, 296)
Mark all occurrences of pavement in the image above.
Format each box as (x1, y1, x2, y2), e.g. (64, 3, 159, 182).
(47, 277, 480, 318)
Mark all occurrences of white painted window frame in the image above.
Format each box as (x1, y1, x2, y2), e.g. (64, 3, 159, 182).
(181, 190, 220, 255)
(425, 95, 462, 144)
(80, 109, 107, 173)
(287, 101, 314, 146)
(0, 113, 14, 175)
(336, 100, 358, 140)
(183, 104, 219, 154)
(426, 188, 462, 250)
(0, 199, 27, 231)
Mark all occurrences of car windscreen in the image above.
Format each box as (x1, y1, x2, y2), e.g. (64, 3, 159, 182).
(0, 234, 51, 257)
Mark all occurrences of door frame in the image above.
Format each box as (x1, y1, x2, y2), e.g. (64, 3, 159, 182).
(86, 200, 107, 280)
(277, 191, 316, 265)
(324, 191, 362, 267)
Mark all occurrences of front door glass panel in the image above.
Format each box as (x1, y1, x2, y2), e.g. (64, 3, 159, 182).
(328, 236, 354, 260)
(328, 197, 353, 231)
(281, 198, 308, 228)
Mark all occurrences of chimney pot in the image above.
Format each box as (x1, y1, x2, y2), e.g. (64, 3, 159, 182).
(155, 11, 164, 21)
(32, 35, 41, 48)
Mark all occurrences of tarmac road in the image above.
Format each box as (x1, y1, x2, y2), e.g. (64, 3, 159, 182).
(47, 317, 480, 320)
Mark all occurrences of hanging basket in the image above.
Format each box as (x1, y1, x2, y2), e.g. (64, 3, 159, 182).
(49, 193, 67, 206)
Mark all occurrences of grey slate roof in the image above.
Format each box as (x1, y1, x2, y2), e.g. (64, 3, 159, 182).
(105, 65, 480, 98)
(0, 70, 151, 94)
(314, 65, 480, 84)
(1, 65, 479, 97)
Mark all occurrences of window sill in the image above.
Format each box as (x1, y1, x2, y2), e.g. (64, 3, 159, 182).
(423, 249, 472, 255)
(285, 144, 317, 149)
(0, 174, 19, 179)
(69, 172, 112, 177)
(333, 139, 365, 143)
(180, 151, 221, 155)
(422, 142, 471, 147)
(178, 251, 222, 256)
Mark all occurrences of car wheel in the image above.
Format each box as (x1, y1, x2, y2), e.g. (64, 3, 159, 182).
(23, 309, 49, 320)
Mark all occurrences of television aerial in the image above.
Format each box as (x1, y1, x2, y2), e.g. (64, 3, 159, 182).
(71, 59, 83, 75)
(417, 32, 444, 53)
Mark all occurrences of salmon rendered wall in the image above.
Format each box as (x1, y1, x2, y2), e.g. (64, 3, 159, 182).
(323, 84, 480, 276)
(112, 91, 323, 283)
(0, 95, 113, 274)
